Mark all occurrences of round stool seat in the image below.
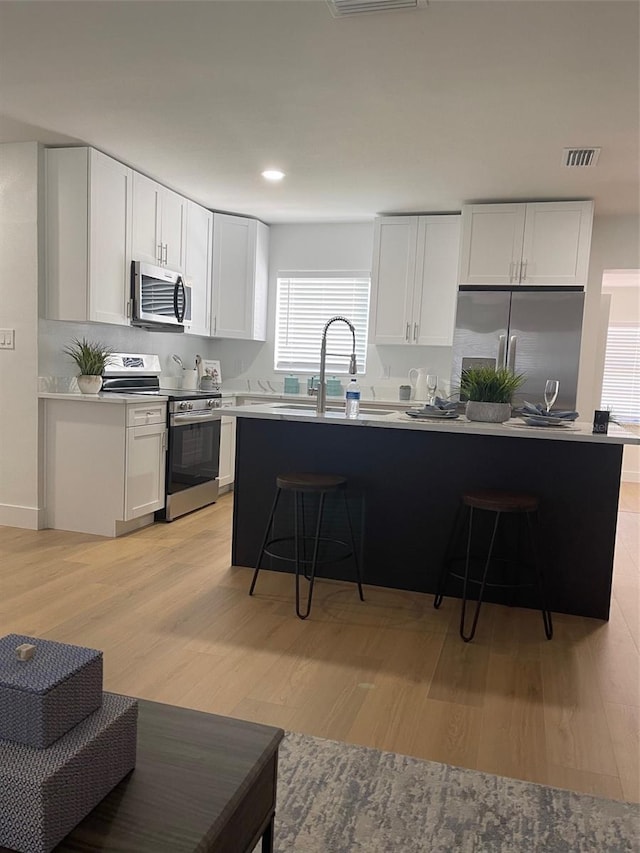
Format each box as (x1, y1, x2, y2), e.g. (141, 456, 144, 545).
(462, 489, 539, 514)
(276, 472, 347, 493)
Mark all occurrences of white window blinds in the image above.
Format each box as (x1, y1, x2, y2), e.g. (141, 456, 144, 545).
(274, 272, 371, 373)
(601, 324, 640, 424)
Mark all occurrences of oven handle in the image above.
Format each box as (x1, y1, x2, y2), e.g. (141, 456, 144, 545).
(171, 411, 222, 426)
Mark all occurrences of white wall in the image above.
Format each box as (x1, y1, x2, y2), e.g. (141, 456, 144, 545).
(601, 270, 640, 483)
(215, 222, 455, 399)
(577, 214, 640, 416)
(0, 143, 42, 527)
(576, 215, 640, 483)
(39, 317, 222, 387)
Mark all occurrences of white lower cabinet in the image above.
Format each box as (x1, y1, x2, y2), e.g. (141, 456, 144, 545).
(124, 422, 167, 520)
(44, 399, 167, 537)
(218, 412, 236, 490)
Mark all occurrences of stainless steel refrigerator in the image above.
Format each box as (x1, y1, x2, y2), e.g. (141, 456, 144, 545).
(451, 287, 585, 410)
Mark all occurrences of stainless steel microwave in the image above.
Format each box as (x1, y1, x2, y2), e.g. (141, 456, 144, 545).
(131, 261, 191, 331)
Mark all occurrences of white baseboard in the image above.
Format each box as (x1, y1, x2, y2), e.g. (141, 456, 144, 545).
(0, 503, 45, 530)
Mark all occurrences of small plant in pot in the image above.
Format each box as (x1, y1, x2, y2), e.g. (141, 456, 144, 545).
(460, 366, 525, 423)
(63, 337, 113, 395)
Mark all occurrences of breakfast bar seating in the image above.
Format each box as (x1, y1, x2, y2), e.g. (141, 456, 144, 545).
(434, 488, 553, 642)
(249, 471, 365, 619)
(228, 405, 639, 622)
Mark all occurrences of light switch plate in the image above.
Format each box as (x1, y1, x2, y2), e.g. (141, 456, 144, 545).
(0, 329, 15, 349)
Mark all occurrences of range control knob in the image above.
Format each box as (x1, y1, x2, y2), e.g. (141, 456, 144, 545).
(207, 399, 218, 408)
(188, 402, 194, 410)
(179, 401, 189, 411)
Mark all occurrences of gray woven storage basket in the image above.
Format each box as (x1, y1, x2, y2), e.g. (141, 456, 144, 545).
(0, 692, 138, 853)
(0, 634, 103, 748)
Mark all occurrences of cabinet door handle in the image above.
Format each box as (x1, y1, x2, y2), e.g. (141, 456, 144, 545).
(157, 243, 163, 265)
(521, 259, 528, 281)
(406, 322, 410, 342)
(163, 243, 168, 265)
(497, 334, 507, 368)
(508, 335, 517, 371)
(413, 322, 418, 342)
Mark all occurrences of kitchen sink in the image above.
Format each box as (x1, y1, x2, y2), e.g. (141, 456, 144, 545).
(274, 404, 395, 416)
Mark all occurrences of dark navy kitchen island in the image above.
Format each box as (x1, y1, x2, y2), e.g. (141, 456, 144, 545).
(229, 404, 637, 620)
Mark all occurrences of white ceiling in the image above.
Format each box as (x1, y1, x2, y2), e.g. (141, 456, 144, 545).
(0, 0, 638, 223)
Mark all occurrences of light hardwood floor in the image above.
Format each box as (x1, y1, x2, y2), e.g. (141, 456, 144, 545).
(1, 483, 638, 802)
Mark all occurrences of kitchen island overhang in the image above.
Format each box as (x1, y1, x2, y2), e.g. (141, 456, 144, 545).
(227, 404, 638, 621)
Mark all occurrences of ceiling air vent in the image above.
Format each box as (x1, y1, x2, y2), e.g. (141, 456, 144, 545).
(562, 147, 601, 168)
(327, 0, 428, 17)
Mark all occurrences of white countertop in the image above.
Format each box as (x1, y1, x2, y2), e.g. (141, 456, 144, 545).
(221, 390, 412, 407)
(222, 402, 640, 446)
(39, 392, 169, 404)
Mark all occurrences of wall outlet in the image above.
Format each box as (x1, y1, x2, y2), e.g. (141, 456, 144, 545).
(0, 329, 15, 349)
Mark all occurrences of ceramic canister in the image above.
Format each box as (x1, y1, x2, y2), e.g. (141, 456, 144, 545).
(284, 375, 300, 394)
(182, 369, 198, 390)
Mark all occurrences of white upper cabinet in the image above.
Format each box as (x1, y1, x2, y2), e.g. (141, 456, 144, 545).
(211, 214, 269, 340)
(520, 202, 594, 285)
(131, 172, 161, 266)
(370, 217, 418, 345)
(162, 188, 187, 271)
(184, 201, 212, 337)
(458, 201, 593, 286)
(370, 215, 460, 346)
(46, 147, 133, 326)
(132, 172, 187, 272)
(413, 216, 461, 346)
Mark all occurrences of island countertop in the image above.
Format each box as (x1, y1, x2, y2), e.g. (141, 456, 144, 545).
(222, 402, 639, 446)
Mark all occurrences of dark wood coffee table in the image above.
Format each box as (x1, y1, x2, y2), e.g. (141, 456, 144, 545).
(19, 700, 284, 852)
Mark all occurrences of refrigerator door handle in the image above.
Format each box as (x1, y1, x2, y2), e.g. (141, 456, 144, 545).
(497, 334, 507, 368)
(507, 335, 517, 371)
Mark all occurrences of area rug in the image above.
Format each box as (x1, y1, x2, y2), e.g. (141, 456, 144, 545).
(272, 731, 638, 852)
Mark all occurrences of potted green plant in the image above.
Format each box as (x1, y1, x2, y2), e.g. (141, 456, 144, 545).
(63, 337, 113, 395)
(459, 366, 525, 423)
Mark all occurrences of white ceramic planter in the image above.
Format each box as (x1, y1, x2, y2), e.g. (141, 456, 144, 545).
(465, 401, 511, 423)
(77, 375, 103, 395)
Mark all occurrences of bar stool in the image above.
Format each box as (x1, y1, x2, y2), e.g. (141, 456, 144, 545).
(434, 489, 553, 643)
(249, 472, 365, 620)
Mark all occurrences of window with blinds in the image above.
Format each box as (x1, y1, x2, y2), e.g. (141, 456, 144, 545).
(274, 272, 371, 373)
(601, 324, 640, 424)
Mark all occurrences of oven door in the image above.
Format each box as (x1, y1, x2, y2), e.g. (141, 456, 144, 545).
(167, 410, 221, 495)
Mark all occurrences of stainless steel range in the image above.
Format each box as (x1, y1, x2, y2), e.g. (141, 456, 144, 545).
(102, 354, 222, 521)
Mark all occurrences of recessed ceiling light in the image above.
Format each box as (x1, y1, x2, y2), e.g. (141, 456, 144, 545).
(262, 169, 285, 181)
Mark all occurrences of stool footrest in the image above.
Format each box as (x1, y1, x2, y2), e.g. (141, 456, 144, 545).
(263, 536, 353, 565)
(447, 571, 535, 591)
